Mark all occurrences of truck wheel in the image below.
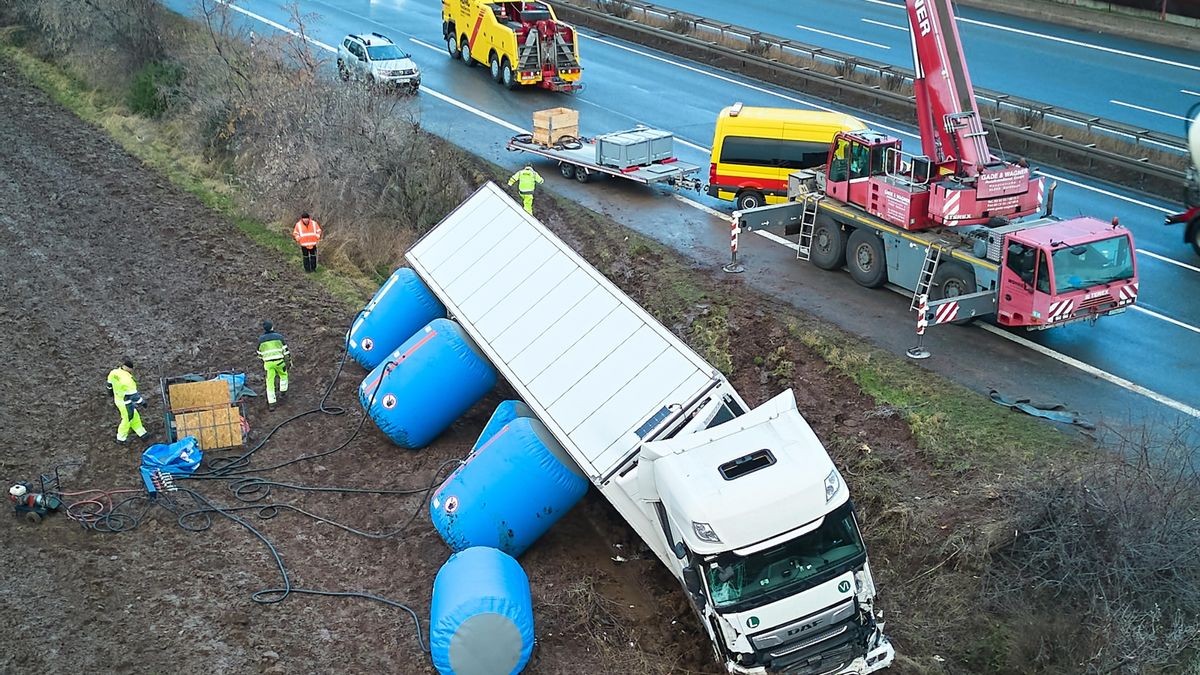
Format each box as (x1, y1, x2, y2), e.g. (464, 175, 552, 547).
(930, 261, 977, 325)
(501, 59, 517, 90)
(446, 34, 461, 59)
(808, 217, 847, 271)
(460, 36, 474, 67)
(736, 190, 764, 211)
(489, 52, 502, 82)
(559, 163, 577, 179)
(847, 229, 888, 288)
(1189, 216, 1200, 257)
(575, 167, 590, 184)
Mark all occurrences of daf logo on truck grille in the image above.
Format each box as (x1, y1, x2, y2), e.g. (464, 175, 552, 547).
(838, 580, 852, 593)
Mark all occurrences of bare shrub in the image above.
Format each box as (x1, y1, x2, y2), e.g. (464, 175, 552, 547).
(984, 423, 1200, 673)
(5, 0, 164, 76)
(173, 1, 475, 276)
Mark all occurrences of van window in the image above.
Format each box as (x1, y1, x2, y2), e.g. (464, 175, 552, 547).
(720, 137, 832, 170)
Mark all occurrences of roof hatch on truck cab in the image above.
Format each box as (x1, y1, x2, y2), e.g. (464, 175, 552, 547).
(718, 449, 776, 480)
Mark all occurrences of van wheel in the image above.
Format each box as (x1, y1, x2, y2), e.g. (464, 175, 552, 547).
(847, 229, 888, 288)
(501, 59, 517, 89)
(809, 217, 847, 271)
(930, 262, 977, 325)
(460, 36, 474, 67)
(446, 34, 461, 59)
(736, 190, 764, 211)
(489, 52, 502, 82)
(559, 163, 577, 179)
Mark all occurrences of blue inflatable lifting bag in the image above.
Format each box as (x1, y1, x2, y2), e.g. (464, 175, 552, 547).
(348, 267, 446, 370)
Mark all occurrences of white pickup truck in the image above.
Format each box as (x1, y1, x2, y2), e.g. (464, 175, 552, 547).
(406, 183, 895, 674)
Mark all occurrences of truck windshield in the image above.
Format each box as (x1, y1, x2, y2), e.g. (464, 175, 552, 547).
(366, 45, 408, 61)
(703, 502, 865, 611)
(1050, 235, 1134, 294)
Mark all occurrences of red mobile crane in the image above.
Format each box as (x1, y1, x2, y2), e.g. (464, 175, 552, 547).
(737, 0, 1139, 330)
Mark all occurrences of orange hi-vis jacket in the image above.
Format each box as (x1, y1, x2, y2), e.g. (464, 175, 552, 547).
(292, 218, 323, 249)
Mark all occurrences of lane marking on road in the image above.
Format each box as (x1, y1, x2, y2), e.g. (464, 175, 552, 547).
(794, 24, 890, 49)
(220, 0, 1199, 416)
(581, 34, 1181, 216)
(1131, 305, 1200, 335)
(409, 37, 445, 55)
(864, 0, 1200, 72)
(977, 323, 1200, 419)
(1109, 100, 1191, 121)
(861, 18, 906, 31)
(1183, 89, 1200, 98)
(1035, 170, 1173, 214)
(219, 0, 336, 52)
(1137, 248, 1200, 273)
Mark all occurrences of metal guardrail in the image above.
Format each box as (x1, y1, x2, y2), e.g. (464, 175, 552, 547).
(555, 0, 1188, 198)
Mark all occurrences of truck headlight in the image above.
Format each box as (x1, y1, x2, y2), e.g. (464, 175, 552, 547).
(693, 521, 722, 543)
(825, 468, 841, 503)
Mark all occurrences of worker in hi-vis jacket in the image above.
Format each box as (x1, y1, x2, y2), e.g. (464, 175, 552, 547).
(507, 165, 544, 215)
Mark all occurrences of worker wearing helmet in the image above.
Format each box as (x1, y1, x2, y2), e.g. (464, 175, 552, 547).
(507, 165, 544, 215)
(292, 212, 323, 273)
(257, 320, 291, 411)
(106, 359, 148, 444)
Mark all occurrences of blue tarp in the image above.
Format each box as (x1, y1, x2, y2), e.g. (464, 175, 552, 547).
(140, 437, 203, 493)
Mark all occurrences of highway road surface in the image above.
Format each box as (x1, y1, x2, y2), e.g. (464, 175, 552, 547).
(171, 0, 1200, 432)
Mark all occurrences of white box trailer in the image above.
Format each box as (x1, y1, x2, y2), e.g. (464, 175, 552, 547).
(406, 183, 894, 674)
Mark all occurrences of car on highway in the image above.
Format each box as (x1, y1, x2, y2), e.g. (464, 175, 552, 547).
(337, 32, 420, 93)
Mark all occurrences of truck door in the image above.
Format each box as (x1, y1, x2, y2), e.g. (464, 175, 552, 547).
(998, 241, 1050, 325)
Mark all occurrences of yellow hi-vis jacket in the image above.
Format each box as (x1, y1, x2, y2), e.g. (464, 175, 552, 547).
(107, 368, 138, 403)
(508, 167, 544, 194)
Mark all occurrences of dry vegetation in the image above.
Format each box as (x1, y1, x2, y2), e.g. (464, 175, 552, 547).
(1, 0, 1198, 672)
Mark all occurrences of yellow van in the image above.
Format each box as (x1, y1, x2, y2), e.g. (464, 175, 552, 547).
(708, 103, 868, 210)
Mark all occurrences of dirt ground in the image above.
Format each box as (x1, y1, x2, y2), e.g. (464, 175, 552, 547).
(0, 58, 922, 674)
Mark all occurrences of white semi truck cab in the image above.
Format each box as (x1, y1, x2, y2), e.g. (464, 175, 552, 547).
(407, 183, 894, 674)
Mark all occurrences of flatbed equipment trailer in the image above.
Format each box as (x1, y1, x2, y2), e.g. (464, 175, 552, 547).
(506, 132, 703, 191)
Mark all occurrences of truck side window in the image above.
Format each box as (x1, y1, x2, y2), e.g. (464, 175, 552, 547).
(1035, 252, 1051, 294)
(829, 138, 850, 182)
(849, 143, 869, 180)
(1006, 243, 1035, 285)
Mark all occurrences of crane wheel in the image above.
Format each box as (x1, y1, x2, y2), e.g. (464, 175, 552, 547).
(846, 229, 888, 288)
(809, 218, 847, 271)
(930, 261, 978, 325)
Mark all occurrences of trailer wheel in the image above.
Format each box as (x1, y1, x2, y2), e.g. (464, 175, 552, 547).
(460, 36, 474, 67)
(735, 190, 764, 211)
(559, 163, 577, 180)
(809, 217, 847, 271)
(501, 59, 517, 90)
(1188, 216, 1200, 257)
(930, 261, 977, 325)
(575, 167, 590, 184)
(847, 229, 888, 288)
(489, 52, 502, 82)
(446, 34, 461, 59)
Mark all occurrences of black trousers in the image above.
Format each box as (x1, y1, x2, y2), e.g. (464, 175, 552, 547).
(301, 246, 318, 272)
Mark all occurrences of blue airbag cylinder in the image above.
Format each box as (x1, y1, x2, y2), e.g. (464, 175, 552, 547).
(473, 400, 534, 449)
(359, 319, 496, 449)
(348, 267, 446, 370)
(431, 415, 588, 557)
(430, 547, 534, 675)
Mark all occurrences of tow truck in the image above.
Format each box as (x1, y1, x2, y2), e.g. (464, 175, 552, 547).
(736, 0, 1139, 330)
(442, 0, 582, 92)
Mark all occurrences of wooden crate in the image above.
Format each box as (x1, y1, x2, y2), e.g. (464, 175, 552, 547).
(175, 406, 243, 450)
(168, 380, 230, 411)
(532, 107, 579, 146)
